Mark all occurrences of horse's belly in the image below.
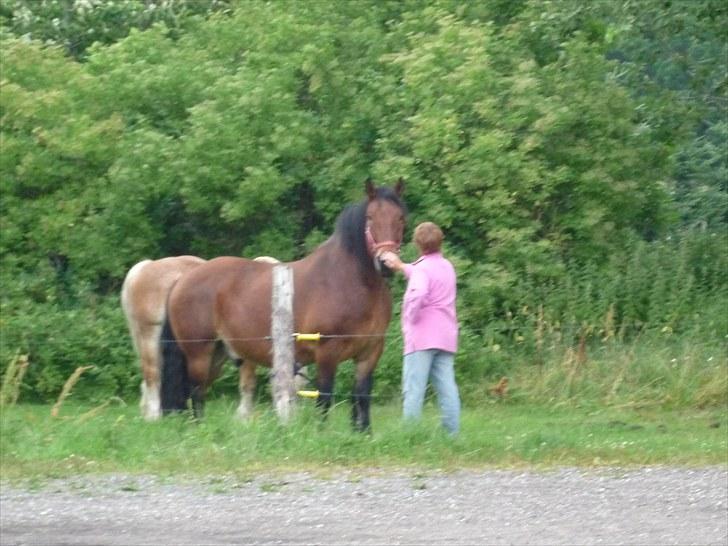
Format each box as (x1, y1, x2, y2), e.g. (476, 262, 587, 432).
(226, 338, 319, 368)
(226, 339, 272, 366)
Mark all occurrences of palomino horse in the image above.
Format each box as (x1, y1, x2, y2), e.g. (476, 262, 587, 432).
(160, 179, 405, 430)
(121, 256, 206, 420)
(122, 255, 281, 420)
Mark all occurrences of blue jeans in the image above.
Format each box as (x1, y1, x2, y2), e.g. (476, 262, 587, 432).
(402, 349, 460, 434)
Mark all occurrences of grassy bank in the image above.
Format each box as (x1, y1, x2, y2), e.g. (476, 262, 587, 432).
(1, 400, 725, 481)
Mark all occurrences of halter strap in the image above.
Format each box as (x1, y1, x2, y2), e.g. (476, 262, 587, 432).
(366, 226, 400, 256)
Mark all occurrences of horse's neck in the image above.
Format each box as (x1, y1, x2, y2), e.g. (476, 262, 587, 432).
(300, 238, 381, 292)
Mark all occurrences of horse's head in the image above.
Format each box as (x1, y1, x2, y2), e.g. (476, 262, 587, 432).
(364, 178, 406, 276)
(333, 179, 406, 279)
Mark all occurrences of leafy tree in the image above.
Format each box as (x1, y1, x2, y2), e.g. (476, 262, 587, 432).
(373, 9, 673, 325)
(507, 0, 728, 230)
(0, 0, 230, 59)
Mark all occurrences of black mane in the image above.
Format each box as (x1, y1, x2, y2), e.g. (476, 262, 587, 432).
(334, 186, 405, 280)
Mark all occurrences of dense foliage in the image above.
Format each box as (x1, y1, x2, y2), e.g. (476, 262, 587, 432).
(1, 0, 725, 404)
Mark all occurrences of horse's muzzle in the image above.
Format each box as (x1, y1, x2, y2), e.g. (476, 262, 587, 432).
(374, 256, 395, 278)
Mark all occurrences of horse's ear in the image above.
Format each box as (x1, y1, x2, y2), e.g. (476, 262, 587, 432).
(394, 177, 405, 197)
(365, 178, 377, 201)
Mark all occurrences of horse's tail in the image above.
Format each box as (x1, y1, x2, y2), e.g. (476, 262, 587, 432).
(160, 315, 190, 413)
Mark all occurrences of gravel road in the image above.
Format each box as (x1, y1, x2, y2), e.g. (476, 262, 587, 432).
(1, 467, 726, 545)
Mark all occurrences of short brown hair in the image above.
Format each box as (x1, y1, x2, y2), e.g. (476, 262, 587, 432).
(414, 222, 444, 254)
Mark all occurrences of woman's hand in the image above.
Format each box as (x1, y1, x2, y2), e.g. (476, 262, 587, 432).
(380, 251, 404, 272)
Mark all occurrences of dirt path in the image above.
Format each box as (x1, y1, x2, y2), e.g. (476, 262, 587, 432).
(1, 467, 726, 545)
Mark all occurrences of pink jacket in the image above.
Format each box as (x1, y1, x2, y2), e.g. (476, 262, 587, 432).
(401, 252, 458, 355)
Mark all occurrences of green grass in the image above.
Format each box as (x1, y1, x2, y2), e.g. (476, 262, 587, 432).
(1, 398, 726, 481)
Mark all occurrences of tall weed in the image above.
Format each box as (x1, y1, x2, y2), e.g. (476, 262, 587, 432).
(451, 231, 727, 409)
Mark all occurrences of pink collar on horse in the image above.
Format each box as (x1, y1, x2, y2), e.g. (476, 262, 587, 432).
(366, 226, 401, 256)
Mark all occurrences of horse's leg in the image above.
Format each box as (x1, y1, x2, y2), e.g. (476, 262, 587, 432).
(184, 343, 221, 420)
(352, 355, 378, 432)
(236, 360, 257, 420)
(190, 384, 205, 419)
(138, 328, 162, 421)
(131, 327, 149, 417)
(186, 353, 208, 420)
(315, 361, 337, 419)
(294, 363, 310, 391)
(129, 316, 163, 420)
(121, 259, 154, 419)
(189, 342, 228, 420)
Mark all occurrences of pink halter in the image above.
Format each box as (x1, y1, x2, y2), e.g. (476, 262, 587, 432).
(366, 226, 400, 256)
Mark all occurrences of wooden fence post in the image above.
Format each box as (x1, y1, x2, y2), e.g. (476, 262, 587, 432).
(271, 264, 296, 422)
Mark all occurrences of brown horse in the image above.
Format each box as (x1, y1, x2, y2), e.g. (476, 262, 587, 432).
(122, 255, 281, 420)
(121, 255, 206, 420)
(160, 179, 405, 430)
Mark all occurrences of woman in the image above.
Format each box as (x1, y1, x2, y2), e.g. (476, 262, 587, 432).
(381, 221, 461, 435)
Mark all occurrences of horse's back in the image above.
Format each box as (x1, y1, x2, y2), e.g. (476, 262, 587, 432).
(171, 256, 271, 295)
(122, 256, 206, 327)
